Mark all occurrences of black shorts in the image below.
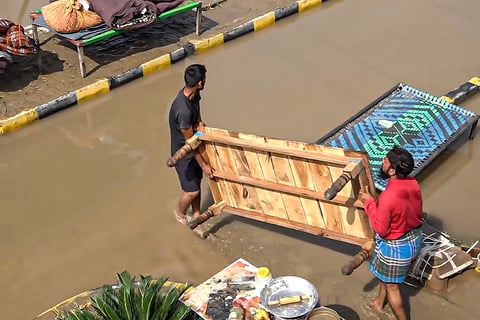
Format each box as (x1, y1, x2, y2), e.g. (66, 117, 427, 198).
(175, 157, 203, 192)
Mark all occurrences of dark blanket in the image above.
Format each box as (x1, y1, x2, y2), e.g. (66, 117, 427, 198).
(0, 51, 13, 74)
(151, 0, 186, 14)
(89, 0, 158, 30)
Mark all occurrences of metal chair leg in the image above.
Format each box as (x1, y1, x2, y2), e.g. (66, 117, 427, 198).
(77, 45, 87, 78)
(30, 20, 42, 73)
(469, 120, 478, 140)
(195, 3, 202, 36)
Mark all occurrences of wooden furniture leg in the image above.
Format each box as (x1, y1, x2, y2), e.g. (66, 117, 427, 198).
(188, 201, 226, 229)
(341, 240, 374, 275)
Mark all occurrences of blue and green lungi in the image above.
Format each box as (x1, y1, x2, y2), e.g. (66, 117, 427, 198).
(369, 227, 422, 283)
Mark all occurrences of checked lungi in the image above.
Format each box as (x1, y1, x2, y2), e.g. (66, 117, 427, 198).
(369, 227, 422, 283)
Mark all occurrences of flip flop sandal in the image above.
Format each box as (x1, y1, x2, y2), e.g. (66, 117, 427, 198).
(174, 212, 188, 226)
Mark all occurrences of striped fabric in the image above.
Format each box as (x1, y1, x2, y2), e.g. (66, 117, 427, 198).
(0, 19, 37, 56)
(369, 227, 422, 283)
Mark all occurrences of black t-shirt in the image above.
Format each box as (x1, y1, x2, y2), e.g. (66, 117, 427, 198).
(169, 89, 201, 158)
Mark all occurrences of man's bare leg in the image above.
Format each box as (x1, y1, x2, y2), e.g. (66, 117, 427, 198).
(176, 190, 200, 223)
(191, 189, 201, 219)
(371, 282, 387, 311)
(385, 283, 407, 320)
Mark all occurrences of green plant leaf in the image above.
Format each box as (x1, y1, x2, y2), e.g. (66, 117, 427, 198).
(168, 285, 195, 320)
(91, 286, 121, 320)
(152, 285, 185, 320)
(57, 306, 98, 320)
(168, 303, 191, 320)
(136, 275, 161, 320)
(57, 273, 198, 320)
(116, 271, 135, 320)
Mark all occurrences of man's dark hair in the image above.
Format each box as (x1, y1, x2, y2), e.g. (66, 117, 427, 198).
(386, 146, 415, 178)
(184, 64, 207, 87)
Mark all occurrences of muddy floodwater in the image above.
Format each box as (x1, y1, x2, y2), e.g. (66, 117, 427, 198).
(1, 0, 480, 319)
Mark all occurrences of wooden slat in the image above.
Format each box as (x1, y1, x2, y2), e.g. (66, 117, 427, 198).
(247, 133, 289, 219)
(202, 127, 237, 207)
(343, 150, 377, 239)
(265, 137, 307, 224)
(237, 132, 284, 215)
(286, 140, 325, 228)
(197, 140, 223, 204)
(224, 206, 369, 246)
(222, 130, 263, 212)
(305, 143, 345, 234)
(199, 134, 353, 165)
(211, 170, 363, 207)
(317, 146, 371, 238)
(210, 130, 249, 210)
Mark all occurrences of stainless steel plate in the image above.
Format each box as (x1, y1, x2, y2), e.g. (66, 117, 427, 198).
(260, 276, 319, 319)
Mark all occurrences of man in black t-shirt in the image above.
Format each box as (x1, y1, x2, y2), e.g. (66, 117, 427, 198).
(168, 64, 213, 225)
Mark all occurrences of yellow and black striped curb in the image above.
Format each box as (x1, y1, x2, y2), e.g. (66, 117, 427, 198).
(186, 0, 324, 53)
(0, 0, 326, 135)
(0, 44, 190, 134)
(441, 77, 480, 105)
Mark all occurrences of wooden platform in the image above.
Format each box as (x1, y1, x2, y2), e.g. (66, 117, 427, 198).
(174, 127, 377, 246)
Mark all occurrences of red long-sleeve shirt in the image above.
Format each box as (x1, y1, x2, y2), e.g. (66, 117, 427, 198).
(364, 177, 423, 239)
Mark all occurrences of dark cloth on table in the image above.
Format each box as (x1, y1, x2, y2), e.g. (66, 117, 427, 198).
(89, 0, 157, 30)
(151, 0, 186, 14)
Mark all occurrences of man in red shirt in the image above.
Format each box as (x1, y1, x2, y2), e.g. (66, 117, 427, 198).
(360, 146, 423, 320)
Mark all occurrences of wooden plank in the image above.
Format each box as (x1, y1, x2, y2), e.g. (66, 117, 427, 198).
(211, 170, 363, 207)
(247, 133, 289, 219)
(237, 132, 283, 215)
(199, 134, 353, 165)
(202, 127, 237, 208)
(316, 146, 372, 239)
(304, 143, 345, 234)
(196, 134, 223, 204)
(265, 136, 307, 224)
(285, 140, 325, 228)
(222, 130, 263, 212)
(224, 206, 369, 246)
(200, 145, 222, 202)
(343, 150, 376, 239)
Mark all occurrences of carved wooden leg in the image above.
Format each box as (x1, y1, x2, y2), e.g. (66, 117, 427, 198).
(188, 201, 226, 230)
(341, 240, 374, 275)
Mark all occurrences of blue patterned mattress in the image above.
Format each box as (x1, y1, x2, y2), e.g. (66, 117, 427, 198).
(317, 83, 479, 191)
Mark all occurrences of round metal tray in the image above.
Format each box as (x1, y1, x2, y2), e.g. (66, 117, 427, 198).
(260, 276, 319, 319)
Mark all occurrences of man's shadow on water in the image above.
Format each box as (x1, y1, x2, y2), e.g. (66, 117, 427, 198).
(51, 12, 218, 77)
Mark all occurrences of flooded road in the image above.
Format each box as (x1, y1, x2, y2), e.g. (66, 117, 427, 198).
(1, 0, 480, 319)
